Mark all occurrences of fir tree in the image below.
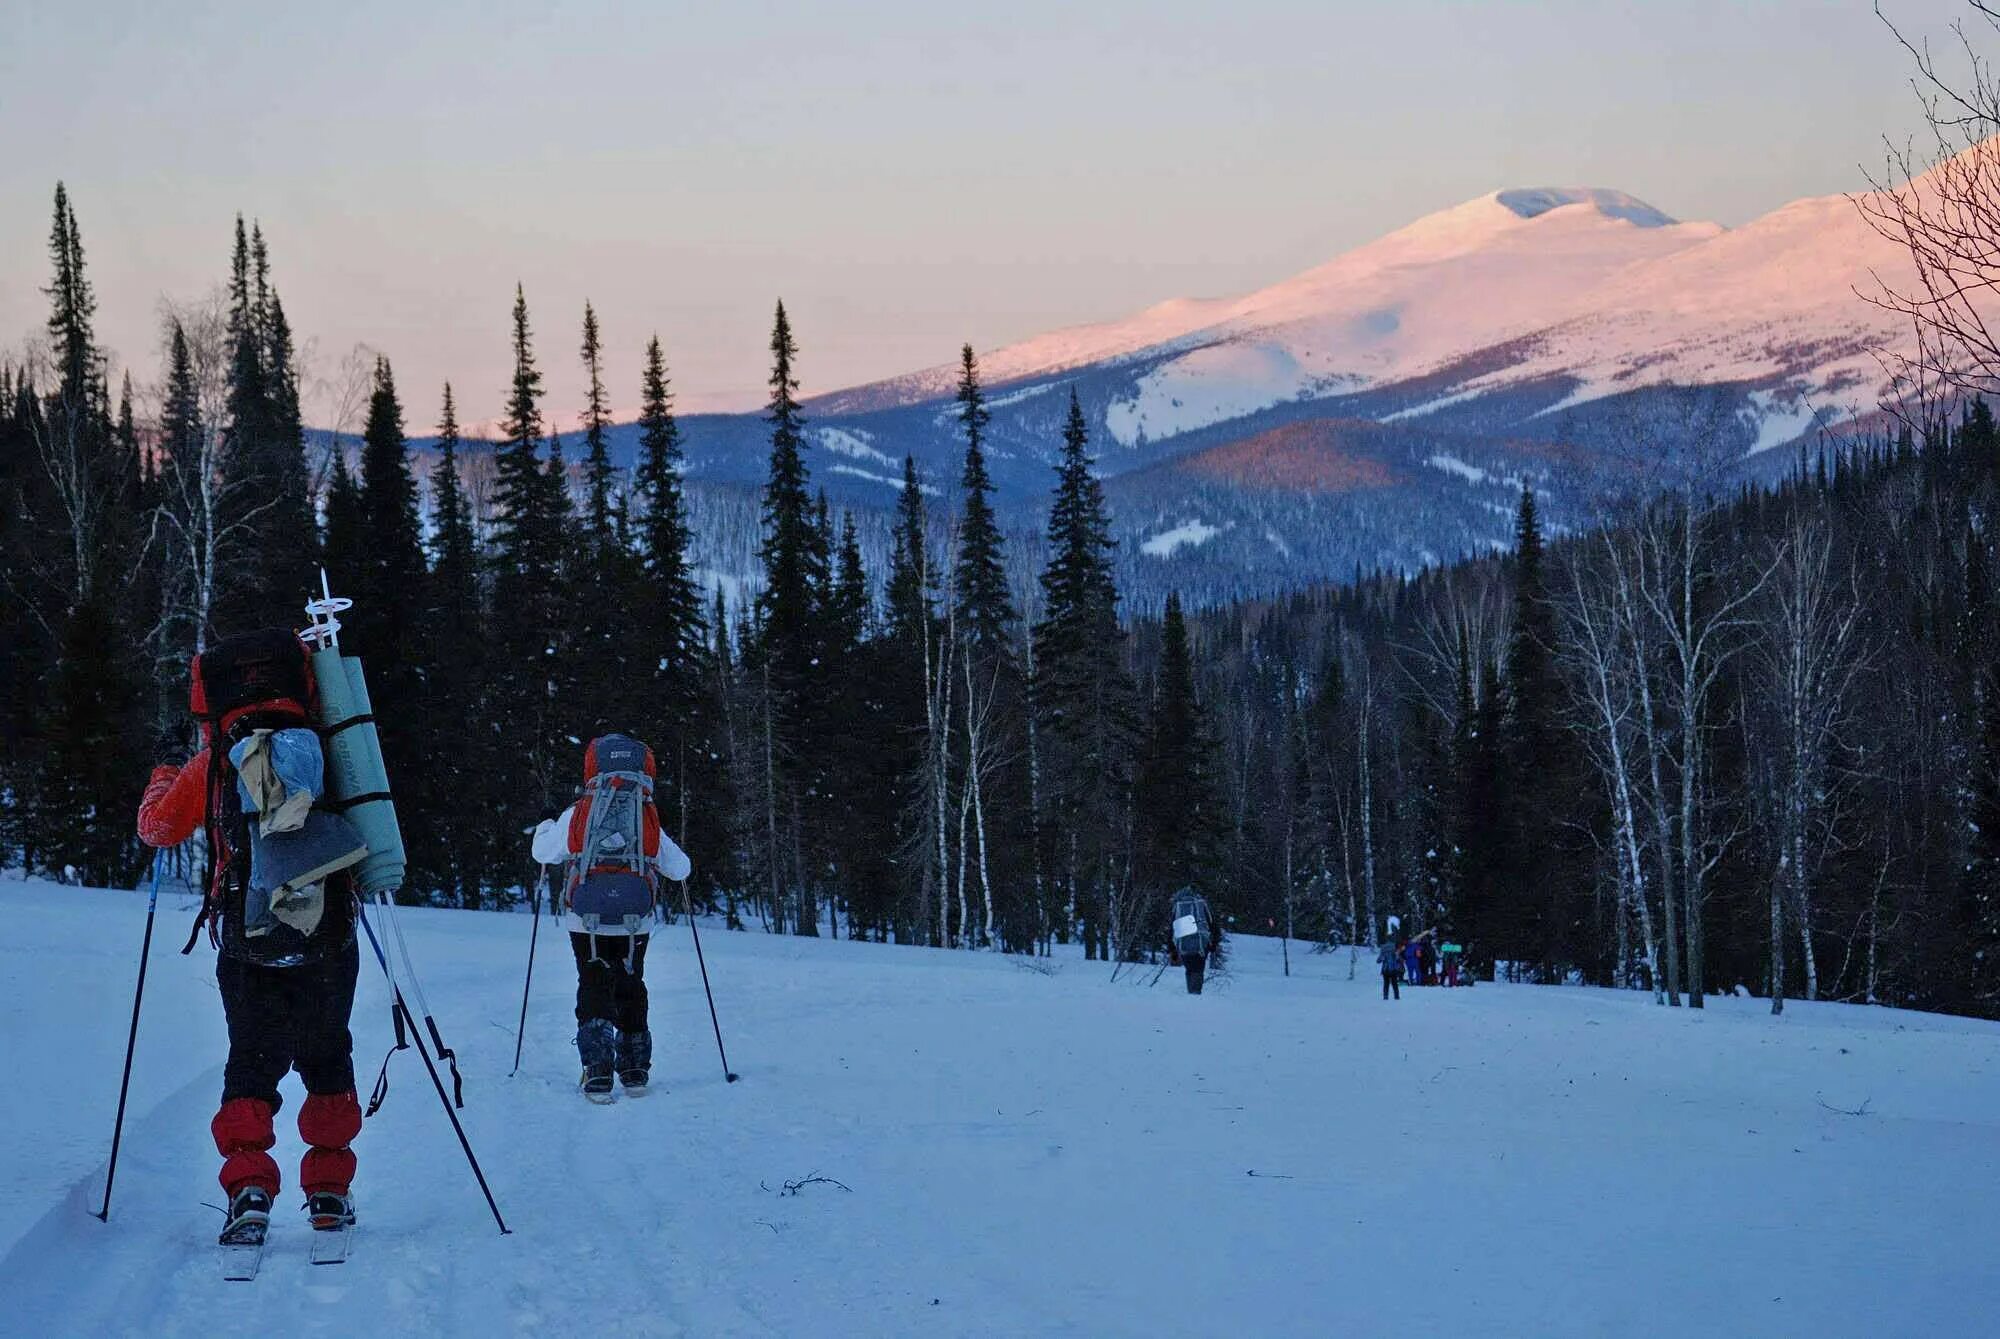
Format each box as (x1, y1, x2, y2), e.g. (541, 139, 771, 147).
(1500, 486, 1569, 974)
(882, 456, 938, 939)
(952, 344, 1014, 656)
(1135, 592, 1224, 948)
(755, 301, 823, 691)
(632, 336, 713, 872)
(580, 302, 615, 544)
(348, 356, 429, 900)
(321, 449, 364, 589)
(885, 455, 933, 649)
(635, 334, 704, 682)
(752, 301, 826, 934)
(214, 219, 313, 628)
(1034, 389, 1136, 959)
(24, 185, 146, 882)
(352, 355, 426, 637)
(491, 284, 570, 814)
(422, 384, 494, 905)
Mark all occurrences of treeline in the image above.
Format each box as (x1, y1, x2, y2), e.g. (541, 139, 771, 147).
(1183, 413, 2000, 1018)
(12, 183, 2000, 1019)
(0, 186, 1227, 960)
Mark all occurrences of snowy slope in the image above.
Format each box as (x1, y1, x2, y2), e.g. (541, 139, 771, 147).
(4, 876, 1998, 1337)
(824, 187, 1719, 424)
(816, 168, 1945, 456)
(494, 173, 1951, 608)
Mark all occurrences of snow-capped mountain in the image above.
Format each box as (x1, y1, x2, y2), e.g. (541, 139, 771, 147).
(480, 176, 1930, 607)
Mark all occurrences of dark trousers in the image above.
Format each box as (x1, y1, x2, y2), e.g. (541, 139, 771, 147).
(1383, 970, 1400, 1000)
(218, 939, 360, 1106)
(1184, 954, 1206, 995)
(571, 932, 650, 1032)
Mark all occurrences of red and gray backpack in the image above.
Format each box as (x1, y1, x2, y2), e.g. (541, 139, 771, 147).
(183, 628, 356, 965)
(564, 733, 662, 962)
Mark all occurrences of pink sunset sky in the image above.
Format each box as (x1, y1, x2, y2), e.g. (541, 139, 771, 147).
(0, 0, 1967, 431)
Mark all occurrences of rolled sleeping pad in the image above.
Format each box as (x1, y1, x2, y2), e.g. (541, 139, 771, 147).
(311, 645, 407, 897)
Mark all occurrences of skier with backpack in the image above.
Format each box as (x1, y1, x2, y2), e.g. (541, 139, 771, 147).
(1169, 888, 1217, 995)
(1378, 939, 1403, 999)
(136, 628, 368, 1250)
(531, 733, 692, 1101)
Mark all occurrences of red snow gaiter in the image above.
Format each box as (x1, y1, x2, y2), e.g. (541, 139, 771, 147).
(298, 1090, 361, 1195)
(211, 1097, 279, 1197)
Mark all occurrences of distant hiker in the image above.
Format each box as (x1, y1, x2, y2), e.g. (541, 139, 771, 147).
(136, 629, 367, 1248)
(1440, 940, 1463, 987)
(1378, 940, 1402, 1000)
(1419, 934, 1437, 986)
(1403, 938, 1421, 986)
(532, 734, 691, 1101)
(1170, 888, 1216, 995)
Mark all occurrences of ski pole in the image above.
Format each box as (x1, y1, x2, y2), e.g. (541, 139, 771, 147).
(95, 854, 163, 1222)
(678, 879, 739, 1083)
(357, 902, 511, 1235)
(509, 869, 544, 1079)
(375, 890, 466, 1106)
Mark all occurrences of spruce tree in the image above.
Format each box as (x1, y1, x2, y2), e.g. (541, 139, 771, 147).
(580, 302, 615, 543)
(352, 356, 426, 634)
(1501, 486, 1570, 976)
(321, 449, 364, 590)
(26, 185, 146, 882)
(952, 344, 1015, 656)
(421, 385, 494, 904)
(154, 322, 204, 712)
(1135, 592, 1224, 951)
(948, 344, 1033, 949)
(756, 302, 821, 687)
(751, 301, 826, 933)
(885, 455, 933, 650)
(1034, 389, 1136, 959)
(635, 335, 705, 687)
(631, 334, 718, 890)
(491, 285, 570, 815)
(882, 456, 938, 939)
(215, 218, 312, 629)
(348, 357, 429, 899)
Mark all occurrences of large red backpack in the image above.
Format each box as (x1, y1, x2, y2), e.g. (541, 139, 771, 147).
(183, 628, 341, 964)
(564, 734, 662, 958)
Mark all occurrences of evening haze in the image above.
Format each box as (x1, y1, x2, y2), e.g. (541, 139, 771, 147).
(0, 0, 1966, 428)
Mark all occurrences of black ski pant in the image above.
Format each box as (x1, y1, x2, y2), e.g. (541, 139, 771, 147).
(218, 939, 360, 1107)
(571, 931, 650, 1032)
(1383, 970, 1400, 1000)
(1184, 954, 1207, 995)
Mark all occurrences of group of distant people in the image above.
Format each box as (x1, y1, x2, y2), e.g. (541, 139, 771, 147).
(1376, 927, 1463, 1000)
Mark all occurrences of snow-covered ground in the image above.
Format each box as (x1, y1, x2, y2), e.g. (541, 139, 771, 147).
(4, 874, 1997, 1337)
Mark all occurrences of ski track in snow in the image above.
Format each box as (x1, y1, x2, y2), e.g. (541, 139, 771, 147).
(4, 877, 2000, 1336)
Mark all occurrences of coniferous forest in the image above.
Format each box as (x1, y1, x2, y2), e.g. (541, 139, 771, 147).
(7, 185, 2000, 1021)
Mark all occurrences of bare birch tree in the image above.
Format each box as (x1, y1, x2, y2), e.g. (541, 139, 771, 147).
(1756, 514, 1871, 1014)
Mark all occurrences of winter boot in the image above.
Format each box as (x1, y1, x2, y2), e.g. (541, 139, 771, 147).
(616, 1028, 653, 1092)
(219, 1184, 272, 1246)
(577, 1018, 617, 1102)
(305, 1191, 356, 1231)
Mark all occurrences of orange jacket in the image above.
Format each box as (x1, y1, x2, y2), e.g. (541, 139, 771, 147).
(137, 750, 213, 850)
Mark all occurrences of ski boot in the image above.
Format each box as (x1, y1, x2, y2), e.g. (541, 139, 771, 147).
(306, 1192, 356, 1231)
(577, 1018, 617, 1103)
(218, 1185, 272, 1247)
(616, 1028, 653, 1094)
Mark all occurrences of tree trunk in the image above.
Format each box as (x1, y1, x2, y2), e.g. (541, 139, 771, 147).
(1770, 864, 1786, 1016)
